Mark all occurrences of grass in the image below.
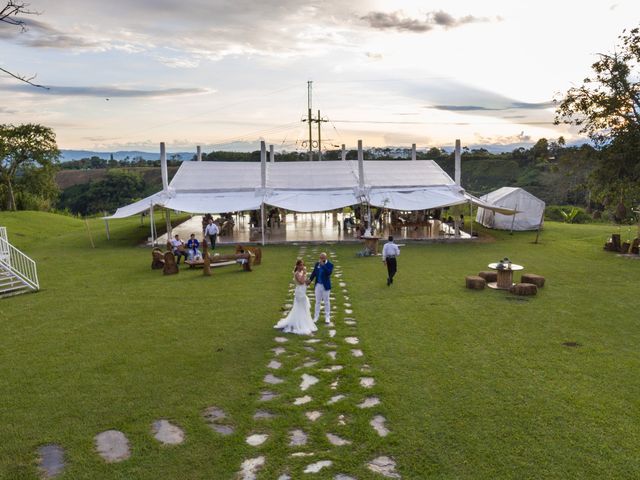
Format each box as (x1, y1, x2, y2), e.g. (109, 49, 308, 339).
(1, 211, 639, 479)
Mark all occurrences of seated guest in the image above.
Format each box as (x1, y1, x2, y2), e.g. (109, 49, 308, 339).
(186, 233, 201, 260)
(169, 234, 188, 264)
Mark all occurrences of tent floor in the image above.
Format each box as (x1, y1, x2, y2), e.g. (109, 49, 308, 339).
(155, 213, 471, 246)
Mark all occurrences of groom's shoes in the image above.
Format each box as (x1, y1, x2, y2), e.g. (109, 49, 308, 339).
(387, 277, 391, 286)
(325, 319, 331, 324)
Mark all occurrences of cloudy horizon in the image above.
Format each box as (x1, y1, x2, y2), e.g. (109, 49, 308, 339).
(0, 0, 636, 152)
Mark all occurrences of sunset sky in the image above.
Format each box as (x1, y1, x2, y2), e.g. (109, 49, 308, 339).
(0, 0, 637, 152)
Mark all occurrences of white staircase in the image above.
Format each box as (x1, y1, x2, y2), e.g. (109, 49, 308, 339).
(0, 226, 39, 298)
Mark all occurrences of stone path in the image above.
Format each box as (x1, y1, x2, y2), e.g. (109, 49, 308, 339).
(28, 245, 400, 479)
(237, 245, 400, 479)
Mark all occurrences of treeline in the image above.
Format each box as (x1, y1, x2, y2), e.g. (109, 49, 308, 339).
(60, 155, 185, 170)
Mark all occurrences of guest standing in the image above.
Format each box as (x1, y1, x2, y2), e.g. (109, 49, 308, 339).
(204, 218, 219, 253)
(382, 235, 401, 286)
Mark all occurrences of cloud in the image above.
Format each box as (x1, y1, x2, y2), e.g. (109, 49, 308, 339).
(474, 131, 533, 145)
(0, 18, 102, 49)
(365, 51, 383, 60)
(360, 10, 495, 33)
(432, 100, 553, 111)
(0, 84, 211, 98)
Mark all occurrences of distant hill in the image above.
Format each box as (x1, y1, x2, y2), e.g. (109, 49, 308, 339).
(60, 150, 195, 162)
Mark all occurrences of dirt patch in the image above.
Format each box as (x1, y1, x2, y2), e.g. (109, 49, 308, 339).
(562, 341, 582, 348)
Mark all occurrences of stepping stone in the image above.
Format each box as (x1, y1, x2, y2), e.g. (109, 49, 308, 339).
(268, 360, 282, 369)
(301, 373, 319, 391)
(304, 346, 316, 352)
(337, 414, 347, 426)
(272, 347, 286, 356)
(343, 296, 350, 301)
(321, 365, 343, 372)
(327, 394, 346, 405)
(246, 433, 269, 446)
(37, 444, 65, 478)
(95, 430, 130, 463)
(325, 342, 337, 348)
(260, 391, 279, 402)
(344, 309, 353, 314)
(345, 337, 359, 345)
(345, 320, 357, 326)
(358, 397, 380, 409)
(329, 329, 336, 338)
(327, 351, 337, 360)
(335, 475, 356, 480)
(339, 282, 346, 287)
(360, 377, 375, 388)
(305, 411, 322, 422)
(304, 360, 319, 368)
(343, 303, 351, 307)
(304, 460, 333, 473)
(371, 415, 390, 437)
(326, 433, 351, 446)
(361, 364, 372, 373)
(291, 452, 315, 457)
(275, 337, 288, 343)
(294, 395, 312, 405)
(278, 475, 292, 480)
(367, 456, 400, 478)
(305, 339, 321, 344)
(330, 379, 339, 390)
(351, 349, 363, 357)
(342, 289, 348, 294)
(284, 303, 293, 309)
(253, 410, 276, 420)
(152, 419, 185, 445)
(289, 429, 308, 446)
(238, 456, 265, 480)
(264, 374, 284, 384)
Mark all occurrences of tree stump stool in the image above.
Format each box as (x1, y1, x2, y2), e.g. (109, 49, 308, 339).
(631, 238, 640, 255)
(478, 271, 497, 283)
(163, 252, 179, 275)
(465, 275, 486, 290)
(520, 273, 545, 287)
(510, 283, 537, 296)
(151, 248, 165, 270)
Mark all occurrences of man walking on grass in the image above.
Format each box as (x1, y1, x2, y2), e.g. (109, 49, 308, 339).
(308, 252, 333, 324)
(382, 235, 400, 286)
(204, 218, 219, 253)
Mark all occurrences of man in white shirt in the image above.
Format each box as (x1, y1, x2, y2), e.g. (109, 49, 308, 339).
(204, 218, 220, 253)
(169, 234, 187, 264)
(382, 235, 401, 286)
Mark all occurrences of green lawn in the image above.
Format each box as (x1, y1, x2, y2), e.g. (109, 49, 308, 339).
(1, 212, 639, 479)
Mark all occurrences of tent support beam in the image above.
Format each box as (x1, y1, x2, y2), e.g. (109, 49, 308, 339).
(166, 208, 172, 239)
(260, 203, 265, 246)
(149, 205, 156, 246)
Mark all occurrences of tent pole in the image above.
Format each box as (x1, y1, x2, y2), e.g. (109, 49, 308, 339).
(260, 203, 266, 246)
(411, 143, 416, 161)
(469, 201, 473, 237)
(510, 201, 518, 235)
(166, 208, 172, 239)
(104, 219, 110, 240)
(149, 204, 156, 246)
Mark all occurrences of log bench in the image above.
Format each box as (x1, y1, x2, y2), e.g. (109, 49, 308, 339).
(520, 273, 545, 288)
(186, 252, 253, 271)
(465, 275, 486, 290)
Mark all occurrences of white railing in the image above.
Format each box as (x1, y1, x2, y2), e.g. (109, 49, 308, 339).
(0, 227, 8, 265)
(0, 236, 39, 291)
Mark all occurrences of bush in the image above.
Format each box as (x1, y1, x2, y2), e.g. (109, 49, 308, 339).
(545, 205, 591, 224)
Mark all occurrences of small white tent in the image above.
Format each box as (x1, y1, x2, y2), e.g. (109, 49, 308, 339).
(476, 187, 545, 231)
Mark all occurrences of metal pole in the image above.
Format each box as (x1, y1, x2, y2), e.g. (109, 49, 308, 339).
(149, 204, 156, 246)
(454, 139, 461, 186)
(341, 144, 346, 161)
(317, 109, 322, 161)
(307, 80, 313, 161)
(197, 145, 202, 161)
(411, 143, 416, 161)
(260, 203, 266, 246)
(469, 201, 473, 237)
(510, 201, 518, 235)
(269, 144, 275, 163)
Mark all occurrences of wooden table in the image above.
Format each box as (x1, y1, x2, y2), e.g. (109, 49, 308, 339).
(362, 236, 381, 255)
(487, 262, 524, 289)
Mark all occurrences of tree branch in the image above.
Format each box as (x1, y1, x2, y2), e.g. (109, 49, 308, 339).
(0, 66, 49, 89)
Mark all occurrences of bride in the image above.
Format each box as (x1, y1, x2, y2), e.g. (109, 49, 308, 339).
(274, 259, 317, 335)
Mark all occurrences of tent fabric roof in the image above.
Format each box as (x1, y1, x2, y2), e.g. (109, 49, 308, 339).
(105, 159, 514, 218)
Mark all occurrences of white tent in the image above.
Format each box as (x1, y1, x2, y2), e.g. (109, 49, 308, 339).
(106, 141, 516, 243)
(476, 187, 545, 231)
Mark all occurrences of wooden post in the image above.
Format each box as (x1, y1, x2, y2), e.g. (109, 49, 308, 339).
(509, 201, 518, 235)
(197, 145, 202, 162)
(202, 238, 211, 276)
(165, 208, 172, 239)
(341, 144, 346, 161)
(269, 144, 275, 163)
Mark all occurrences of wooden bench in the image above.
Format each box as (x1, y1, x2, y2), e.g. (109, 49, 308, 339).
(235, 245, 262, 265)
(186, 252, 253, 272)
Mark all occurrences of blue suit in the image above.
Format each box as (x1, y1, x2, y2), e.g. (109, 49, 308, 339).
(309, 260, 333, 290)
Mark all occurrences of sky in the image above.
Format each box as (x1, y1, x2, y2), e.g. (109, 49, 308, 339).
(0, 0, 637, 152)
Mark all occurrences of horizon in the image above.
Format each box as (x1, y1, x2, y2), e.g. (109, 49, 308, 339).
(1, 0, 635, 151)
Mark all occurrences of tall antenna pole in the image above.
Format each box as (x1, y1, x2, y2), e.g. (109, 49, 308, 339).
(307, 80, 313, 161)
(317, 109, 322, 161)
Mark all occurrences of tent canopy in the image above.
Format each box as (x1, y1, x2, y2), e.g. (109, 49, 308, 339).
(105, 159, 515, 218)
(476, 187, 545, 231)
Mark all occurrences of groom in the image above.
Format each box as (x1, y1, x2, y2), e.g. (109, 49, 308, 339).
(308, 252, 333, 324)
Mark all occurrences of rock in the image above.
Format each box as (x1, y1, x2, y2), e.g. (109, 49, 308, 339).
(294, 395, 312, 405)
(360, 377, 375, 388)
(325, 342, 337, 348)
(291, 452, 315, 457)
(327, 351, 337, 360)
(357, 397, 380, 409)
(327, 394, 346, 405)
(304, 460, 333, 473)
(268, 360, 282, 369)
(329, 329, 337, 338)
(351, 349, 363, 357)
(211, 424, 235, 435)
(253, 410, 276, 420)
(274, 337, 288, 343)
(345, 337, 359, 345)
(326, 433, 351, 446)
(264, 374, 284, 384)
(303, 360, 319, 368)
(344, 320, 356, 326)
(305, 338, 322, 344)
(94, 430, 130, 463)
(330, 379, 339, 390)
(344, 309, 353, 314)
(334, 475, 356, 480)
(278, 475, 292, 480)
(37, 444, 65, 478)
(367, 456, 400, 478)
(238, 456, 265, 480)
(304, 346, 315, 352)
(260, 391, 279, 402)
(343, 303, 351, 307)
(305, 411, 322, 421)
(370, 415, 390, 437)
(272, 347, 286, 356)
(246, 433, 269, 446)
(301, 373, 319, 391)
(337, 414, 347, 426)
(151, 419, 185, 445)
(321, 365, 343, 372)
(360, 364, 372, 373)
(289, 429, 308, 446)
(339, 282, 346, 287)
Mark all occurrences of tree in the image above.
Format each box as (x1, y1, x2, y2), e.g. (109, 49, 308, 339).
(555, 26, 640, 216)
(0, 1, 48, 89)
(0, 124, 60, 210)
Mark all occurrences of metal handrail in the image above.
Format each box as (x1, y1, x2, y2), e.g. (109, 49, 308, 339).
(0, 236, 39, 291)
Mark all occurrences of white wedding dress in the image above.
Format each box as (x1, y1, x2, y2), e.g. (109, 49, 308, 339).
(274, 273, 317, 335)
